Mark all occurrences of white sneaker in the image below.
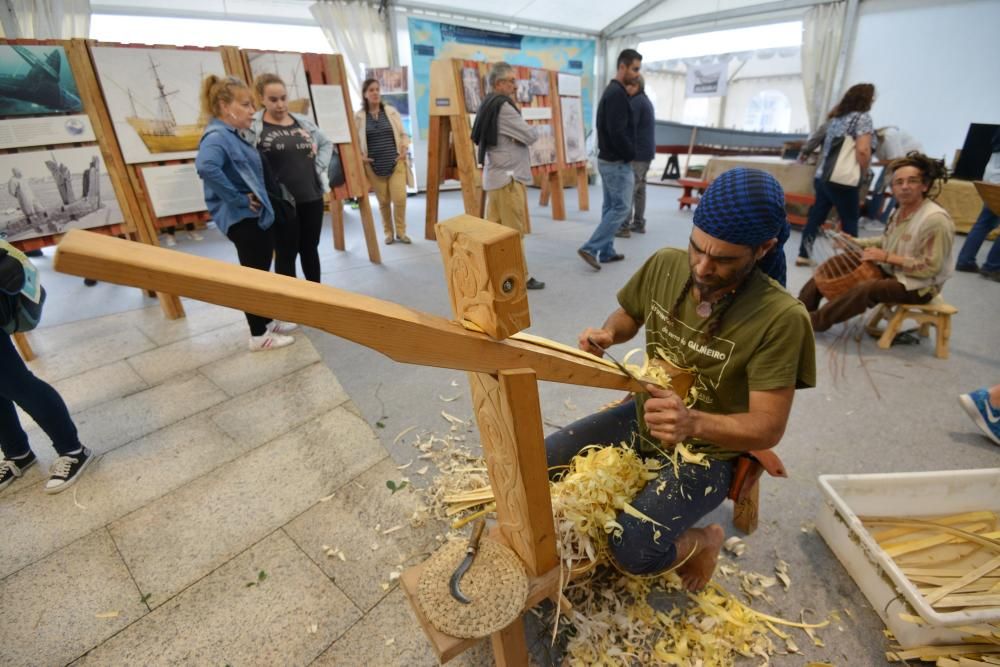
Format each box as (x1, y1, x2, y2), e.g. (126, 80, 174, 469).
(162, 234, 177, 247)
(249, 332, 295, 352)
(188, 230, 205, 241)
(266, 320, 298, 335)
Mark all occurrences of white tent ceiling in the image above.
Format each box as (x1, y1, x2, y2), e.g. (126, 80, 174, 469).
(94, 0, 827, 38)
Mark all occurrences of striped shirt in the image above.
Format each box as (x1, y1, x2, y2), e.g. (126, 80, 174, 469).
(365, 109, 398, 177)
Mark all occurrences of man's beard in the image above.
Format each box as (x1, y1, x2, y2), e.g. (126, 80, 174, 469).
(691, 259, 756, 302)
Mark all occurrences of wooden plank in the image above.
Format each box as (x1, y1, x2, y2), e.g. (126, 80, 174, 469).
(491, 616, 528, 667)
(12, 332, 34, 361)
(321, 54, 380, 264)
(576, 165, 589, 211)
(450, 61, 484, 218)
(545, 69, 567, 220)
(329, 198, 345, 251)
(485, 369, 558, 576)
(424, 115, 446, 240)
(53, 229, 645, 392)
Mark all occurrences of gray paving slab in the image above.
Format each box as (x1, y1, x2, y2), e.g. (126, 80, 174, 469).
(0, 415, 241, 580)
(200, 331, 322, 396)
(132, 300, 246, 346)
(312, 587, 494, 667)
(209, 362, 350, 448)
(0, 529, 145, 667)
(73, 531, 361, 667)
(284, 457, 443, 612)
(109, 405, 386, 605)
(50, 371, 230, 462)
(125, 321, 250, 385)
(15, 359, 148, 431)
(25, 323, 158, 383)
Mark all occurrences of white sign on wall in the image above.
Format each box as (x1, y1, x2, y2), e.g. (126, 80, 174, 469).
(685, 62, 728, 98)
(310, 85, 353, 144)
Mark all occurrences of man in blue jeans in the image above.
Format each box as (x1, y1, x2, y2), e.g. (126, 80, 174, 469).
(578, 48, 642, 271)
(955, 127, 1000, 281)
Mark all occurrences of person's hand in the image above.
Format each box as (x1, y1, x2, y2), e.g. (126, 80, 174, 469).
(579, 328, 613, 356)
(862, 247, 888, 263)
(362, 156, 373, 164)
(643, 385, 694, 445)
(395, 153, 405, 163)
(247, 193, 261, 213)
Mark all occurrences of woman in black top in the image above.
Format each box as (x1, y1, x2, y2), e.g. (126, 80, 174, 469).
(355, 79, 413, 245)
(251, 73, 333, 282)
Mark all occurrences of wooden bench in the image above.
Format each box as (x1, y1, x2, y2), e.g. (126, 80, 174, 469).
(677, 178, 708, 210)
(783, 192, 816, 228)
(865, 299, 958, 359)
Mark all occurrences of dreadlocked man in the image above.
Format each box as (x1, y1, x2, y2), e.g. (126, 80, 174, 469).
(799, 152, 954, 332)
(546, 168, 816, 591)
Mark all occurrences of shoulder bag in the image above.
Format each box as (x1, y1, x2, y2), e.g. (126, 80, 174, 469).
(822, 114, 862, 187)
(0, 240, 45, 334)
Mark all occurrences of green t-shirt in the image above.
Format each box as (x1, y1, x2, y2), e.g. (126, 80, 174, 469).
(617, 248, 816, 459)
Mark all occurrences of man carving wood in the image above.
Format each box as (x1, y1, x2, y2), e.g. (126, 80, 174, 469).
(547, 168, 816, 591)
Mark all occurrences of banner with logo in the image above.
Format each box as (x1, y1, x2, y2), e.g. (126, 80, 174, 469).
(685, 62, 727, 98)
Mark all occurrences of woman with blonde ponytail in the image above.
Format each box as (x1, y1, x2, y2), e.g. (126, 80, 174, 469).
(195, 74, 297, 352)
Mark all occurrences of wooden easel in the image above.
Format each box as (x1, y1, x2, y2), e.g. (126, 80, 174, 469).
(295, 53, 381, 263)
(423, 59, 485, 240)
(539, 72, 589, 215)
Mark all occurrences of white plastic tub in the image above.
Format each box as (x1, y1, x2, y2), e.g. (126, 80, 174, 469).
(816, 468, 1000, 648)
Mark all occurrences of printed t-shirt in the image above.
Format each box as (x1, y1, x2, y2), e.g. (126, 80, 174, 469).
(617, 248, 816, 459)
(258, 118, 322, 203)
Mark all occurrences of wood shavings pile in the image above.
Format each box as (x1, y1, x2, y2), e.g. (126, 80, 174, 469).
(550, 444, 661, 570)
(552, 566, 829, 666)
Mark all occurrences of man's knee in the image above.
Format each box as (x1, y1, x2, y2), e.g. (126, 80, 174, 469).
(607, 526, 677, 575)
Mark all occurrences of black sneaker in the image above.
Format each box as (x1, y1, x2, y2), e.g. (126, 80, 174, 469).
(615, 228, 631, 238)
(631, 225, 646, 234)
(526, 277, 545, 290)
(0, 452, 37, 493)
(44, 447, 93, 494)
(955, 262, 979, 273)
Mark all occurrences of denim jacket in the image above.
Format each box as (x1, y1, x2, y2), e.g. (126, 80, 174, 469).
(249, 111, 333, 192)
(195, 118, 274, 235)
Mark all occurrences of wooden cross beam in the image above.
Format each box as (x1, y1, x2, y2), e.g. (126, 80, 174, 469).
(53, 221, 683, 665)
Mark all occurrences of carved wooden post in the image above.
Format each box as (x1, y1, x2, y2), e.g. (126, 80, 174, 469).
(437, 214, 559, 664)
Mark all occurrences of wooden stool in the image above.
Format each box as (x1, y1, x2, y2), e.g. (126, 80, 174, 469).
(677, 178, 708, 210)
(865, 299, 958, 359)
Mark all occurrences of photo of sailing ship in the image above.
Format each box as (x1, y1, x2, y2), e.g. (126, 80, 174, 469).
(247, 51, 312, 118)
(90, 46, 227, 164)
(0, 146, 122, 242)
(0, 45, 83, 116)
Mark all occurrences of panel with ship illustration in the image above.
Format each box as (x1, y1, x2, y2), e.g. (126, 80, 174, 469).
(0, 45, 83, 116)
(246, 51, 313, 120)
(90, 46, 227, 164)
(0, 146, 123, 242)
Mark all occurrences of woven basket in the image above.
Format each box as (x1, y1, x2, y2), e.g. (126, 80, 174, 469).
(814, 255, 883, 300)
(416, 538, 529, 639)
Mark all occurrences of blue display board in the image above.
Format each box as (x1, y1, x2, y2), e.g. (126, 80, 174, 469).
(407, 18, 596, 140)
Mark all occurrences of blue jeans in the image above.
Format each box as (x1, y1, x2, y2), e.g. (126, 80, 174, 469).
(545, 400, 733, 575)
(581, 160, 634, 261)
(799, 178, 861, 259)
(956, 205, 1000, 272)
(0, 335, 82, 459)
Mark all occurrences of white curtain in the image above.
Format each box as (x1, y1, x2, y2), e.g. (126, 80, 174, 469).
(801, 1, 845, 132)
(310, 1, 392, 103)
(0, 0, 91, 39)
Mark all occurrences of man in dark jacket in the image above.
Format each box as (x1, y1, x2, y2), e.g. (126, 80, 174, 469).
(619, 75, 655, 236)
(578, 48, 642, 271)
